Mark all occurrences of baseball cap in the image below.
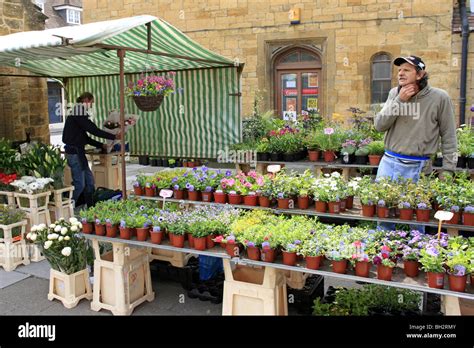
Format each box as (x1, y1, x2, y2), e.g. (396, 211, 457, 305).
(394, 56, 426, 70)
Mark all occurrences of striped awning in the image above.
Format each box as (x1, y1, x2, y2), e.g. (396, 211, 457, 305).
(0, 15, 236, 77)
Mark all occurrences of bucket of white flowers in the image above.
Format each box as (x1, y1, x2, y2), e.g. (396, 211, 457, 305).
(10, 176, 54, 209)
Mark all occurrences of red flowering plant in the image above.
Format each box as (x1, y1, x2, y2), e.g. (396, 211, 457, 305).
(0, 173, 18, 191)
(372, 245, 396, 268)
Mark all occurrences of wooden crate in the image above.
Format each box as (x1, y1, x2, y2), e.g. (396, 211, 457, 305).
(48, 186, 74, 221)
(48, 268, 92, 308)
(149, 248, 193, 268)
(0, 220, 29, 271)
(90, 240, 154, 315)
(88, 153, 122, 190)
(14, 191, 52, 233)
(0, 190, 16, 208)
(222, 259, 288, 315)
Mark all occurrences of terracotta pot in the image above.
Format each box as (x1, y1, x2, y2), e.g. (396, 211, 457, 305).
(306, 255, 322, 270)
(282, 251, 297, 266)
(446, 212, 461, 225)
(260, 248, 275, 263)
(399, 208, 414, 221)
(331, 259, 348, 274)
(105, 224, 118, 238)
(377, 264, 393, 281)
(131, 228, 137, 238)
(346, 196, 354, 209)
(136, 227, 149, 242)
(427, 272, 445, 289)
(169, 232, 174, 244)
(119, 227, 132, 240)
(297, 196, 310, 210)
(277, 198, 290, 209)
(150, 231, 163, 244)
(133, 186, 144, 196)
(433, 202, 440, 211)
(82, 222, 93, 234)
(339, 199, 346, 212)
(258, 196, 271, 207)
(206, 235, 216, 249)
(246, 246, 261, 261)
(323, 151, 336, 162)
(463, 212, 474, 226)
(361, 204, 375, 217)
(315, 200, 327, 213)
(416, 209, 430, 222)
(377, 206, 389, 218)
(145, 187, 155, 197)
(403, 260, 420, 277)
(201, 192, 213, 202)
(171, 234, 185, 248)
(213, 192, 227, 204)
(368, 155, 382, 166)
(187, 233, 195, 248)
(471, 274, 473, 287)
(193, 237, 207, 251)
(328, 201, 340, 214)
(187, 191, 201, 201)
(173, 189, 185, 199)
(355, 261, 371, 278)
(228, 194, 242, 205)
(308, 150, 320, 162)
(94, 224, 106, 236)
(448, 274, 467, 292)
(243, 195, 258, 206)
(226, 243, 239, 257)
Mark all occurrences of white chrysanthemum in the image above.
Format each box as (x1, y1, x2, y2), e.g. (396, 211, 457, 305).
(58, 236, 64, 242)
(29, 182, 39, 191)
(70, 225, 78, 232)
(47, 233, 59, 240)
(30, 225, 38, 232)
(38, 223, 46, 230)
(64, 236, 70, 241)
(54, 225, 62, 232)
(59, 218, 65, 222)
(30, 233, 37, 241)
(50, 224, 56, 229)
(26, 232, 32, 240)
(69, 217, 78, 224)
(60, 227, 68, 235)
(61, 247, 72, 257)
(44, 241, 53, 249)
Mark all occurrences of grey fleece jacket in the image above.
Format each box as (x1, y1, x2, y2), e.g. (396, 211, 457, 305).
(374, 85, 458, 171)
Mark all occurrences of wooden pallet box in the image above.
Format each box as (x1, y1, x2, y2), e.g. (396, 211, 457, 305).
(0, 190, 16, 208)
(0, 220, 29, 271)
(48, 268, 92, 308)
(48, 186, 74, 221)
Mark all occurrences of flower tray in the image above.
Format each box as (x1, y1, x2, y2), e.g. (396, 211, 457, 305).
(133, 95, 164, 112)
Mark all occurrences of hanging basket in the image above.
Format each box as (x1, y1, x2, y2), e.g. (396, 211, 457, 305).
(133, 95, 164, 112)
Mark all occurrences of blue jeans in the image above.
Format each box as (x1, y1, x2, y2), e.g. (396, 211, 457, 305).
(66, 153, 95, 207)
(376, 154, 426, 232)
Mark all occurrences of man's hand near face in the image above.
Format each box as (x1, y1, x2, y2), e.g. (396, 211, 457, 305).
(398, 84, 419, 102)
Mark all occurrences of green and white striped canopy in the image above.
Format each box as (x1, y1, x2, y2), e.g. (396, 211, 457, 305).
(0, 16, 242, 158)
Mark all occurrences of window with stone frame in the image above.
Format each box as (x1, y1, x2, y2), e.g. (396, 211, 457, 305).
(371, 53, 392, 104)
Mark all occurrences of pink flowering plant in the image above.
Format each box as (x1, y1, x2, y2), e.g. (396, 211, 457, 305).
(235, 170, 264, 196)
(127, 71, 175, 97)
(372, 245, 396, 268)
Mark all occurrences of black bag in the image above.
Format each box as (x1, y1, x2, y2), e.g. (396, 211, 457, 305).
(93, 187, 122, 203)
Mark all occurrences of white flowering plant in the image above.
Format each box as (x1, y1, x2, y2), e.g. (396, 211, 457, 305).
(27, 218, 90, 274)
(10, 176, 53, 195)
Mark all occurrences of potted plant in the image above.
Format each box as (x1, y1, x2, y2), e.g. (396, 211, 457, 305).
(340, 139, 357, 164)
(295, 170, 314, 210)
(419, 240, 446, 289)
(189, 220, 209, 251)
(134, 215, 150, 242)
(144, 181, 156, 197)
(463, 205, 474, 226)
(168, 159, 176, 168)
(366, 140, 384, 166)
(299, 238, 324, 270)
(313, 127, 342, 162)
(133, 173, 147, 196)
(401, 230, 428, 277)
(354, 139, 370, 165)
(357, 177, 377, 217)
(272, 170, 295, 209)
(166, 218, 186, 248)
(444, 236, 470, 292)
(372, 245, 396, 281)
(456, 126, 473, 168)
(119, 216, 135, 240)
(350, 240, 373, 278)
(127, 71, 175, 112)
(79, 208, 95, 234)
(345, 177, 362, 209)
(304, 134, 320, 162)
(282, 242, 301, 266)
(256, 139, 270, 162)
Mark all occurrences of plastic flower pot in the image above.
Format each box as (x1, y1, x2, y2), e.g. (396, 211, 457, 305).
(298, 196, 310, 209)
(468, 157, 474, 169)
(345, 196, 354, 209)
(305, 255, 322, 270)
(361, 204, 375, 217)
(308, 150, 320, 162)
(471, 274, 473, 287)
(246, 246, 261, 261)
(354, 261, 371, 278)
(119, 227, 132, 240)
(399, 208, 414, 220)
(187, 233, 195, 248)
(377, 206, 389, 218)
(377, 264, 393, 281)
(341, 153, 355, 164)
(150, 231, 163, 244)
(463, 212, 474, 226)
(193, 237, 207, 251)
(228, 194, 242, 205)
(133, 186, 144, 196)
(446, 212, 461, 225)
(82, 223, 93, 234)
(243, 194, 258, 206)
(257, 152, 269, 161)
(201, 192, 213, 202)
(105, 224, 118, 238)
(260, 248, 275, 263)
(173, 189, 185, 199)
(206, 235, 216, 249)
(448, 274, 467, 292)
(323, 151, 336, 162)
(145, 187, 155, 197)
(282, 251, 297, 266)
(339, 199, 346, 212)
(427, 272, 445, 289)
(258, 196, 270, 207)
(136, 227, 149, 242)
(315, 201, 327, 213)
(415, 209, 430, 222)
(331, 259, 348, 274)
(270, 153, 282, 161)
(213, 192, 227, 204)
(187, 191, 201, 201)
(354, 155, 368, 165)
(457, 156, 467, 168)
(94, 224, 106, 236)
(277, 198, 290, 209)
(368, 155, 382, 166)
(327, 201, 340, 214)
(403, 260, 420, 277)
(171, 234, 185, 248)
(226, 243, 239, 257)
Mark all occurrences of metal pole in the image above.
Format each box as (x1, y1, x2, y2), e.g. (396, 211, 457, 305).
(117, 49, 127, 199)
